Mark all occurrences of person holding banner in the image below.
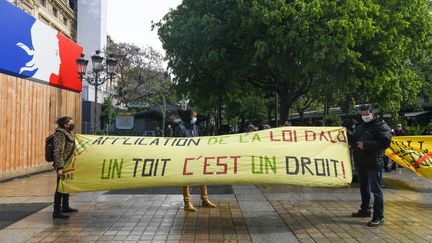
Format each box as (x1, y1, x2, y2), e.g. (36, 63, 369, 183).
(350, 106, 392, 227)
(176, 110, 216, 212)
(52, 116, 78, 219)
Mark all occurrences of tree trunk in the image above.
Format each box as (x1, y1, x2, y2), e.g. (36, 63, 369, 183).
(274, 94, 278, 127)
(279, 94, 291, 123)
(218, 103, 222, 129)
(267, 105, 272, 125)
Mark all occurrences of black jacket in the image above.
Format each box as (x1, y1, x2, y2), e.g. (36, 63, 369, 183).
(174, 122, 199, 137)
(350, 118, 392, 169)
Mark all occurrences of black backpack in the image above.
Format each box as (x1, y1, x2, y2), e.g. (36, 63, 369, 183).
(45, 132, 56, 162)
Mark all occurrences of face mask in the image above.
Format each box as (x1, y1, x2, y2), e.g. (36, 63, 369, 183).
(67, 124, 75, 132)
(191, 117, 197, 124)
(361, 115, 373, 123)
(352, 125, 356, 129)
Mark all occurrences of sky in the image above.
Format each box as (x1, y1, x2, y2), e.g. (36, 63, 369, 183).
(107, 0, 182, 55)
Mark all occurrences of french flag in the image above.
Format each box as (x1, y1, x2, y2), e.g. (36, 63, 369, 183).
(0, 0, 83, 92)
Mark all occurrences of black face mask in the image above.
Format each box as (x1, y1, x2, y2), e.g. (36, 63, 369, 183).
(67, 124, 75, 132)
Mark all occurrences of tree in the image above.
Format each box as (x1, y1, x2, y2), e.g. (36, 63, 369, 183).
(106, 39, 176, 108)
(156, 0, 432, 122)
(100, 96, 116, 132)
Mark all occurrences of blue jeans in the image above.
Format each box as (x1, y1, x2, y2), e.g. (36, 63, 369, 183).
(358, 167, 384, 218)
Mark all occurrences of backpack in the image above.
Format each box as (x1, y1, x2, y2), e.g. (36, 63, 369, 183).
(45, 132, 56, 162)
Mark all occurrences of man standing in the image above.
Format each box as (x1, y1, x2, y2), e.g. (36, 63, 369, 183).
(52, 116, 78, 219)
(176, 110, 216, 212)
(350, 105, 392, 227)
(393, 124, 405, 136)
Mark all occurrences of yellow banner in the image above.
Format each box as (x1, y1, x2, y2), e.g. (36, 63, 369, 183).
(385, 136, 432, 178)
(58, 127, 352, 193)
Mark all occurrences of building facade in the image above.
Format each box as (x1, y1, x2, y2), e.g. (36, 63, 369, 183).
(8, 0, 77, 41)
(0, 0, 83, 180)
(77, 0, 109, 133)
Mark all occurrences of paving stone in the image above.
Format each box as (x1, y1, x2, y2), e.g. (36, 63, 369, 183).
(1, 172, 432, 243)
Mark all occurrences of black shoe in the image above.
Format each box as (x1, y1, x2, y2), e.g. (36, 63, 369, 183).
(352, 210, 371, 218)
(53, 211, 69, 219)
(367, 217, 384, 227)
(62, 206, 78, 213)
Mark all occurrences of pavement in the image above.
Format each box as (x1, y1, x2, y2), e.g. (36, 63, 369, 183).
(0, 170, 431, 243)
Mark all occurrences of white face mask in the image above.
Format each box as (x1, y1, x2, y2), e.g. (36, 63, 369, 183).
(191, 117, 197, 124)
(362, 114, 373, 123)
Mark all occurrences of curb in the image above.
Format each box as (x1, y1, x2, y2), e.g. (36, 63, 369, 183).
(0, 169, 54, 184)
(383, 176, 432, 193)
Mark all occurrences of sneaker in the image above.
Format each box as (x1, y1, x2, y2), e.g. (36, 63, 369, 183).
(367, 217, 384, 227)
(352, 210, 371, 218)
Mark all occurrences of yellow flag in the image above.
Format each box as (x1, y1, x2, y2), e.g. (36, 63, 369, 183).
(386, 136, 432, 178)
(58, 127, 352, 193)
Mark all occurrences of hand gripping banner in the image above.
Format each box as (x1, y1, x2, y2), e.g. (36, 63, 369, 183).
(386, 136, 432, 178)
(58, 127, 353, 193)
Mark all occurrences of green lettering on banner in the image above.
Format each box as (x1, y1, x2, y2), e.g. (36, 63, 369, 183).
(101, 159, 112, 179)
(111, 159, 123, 179)
(251, 156, 263, 174)
(264, 156, 277, 174)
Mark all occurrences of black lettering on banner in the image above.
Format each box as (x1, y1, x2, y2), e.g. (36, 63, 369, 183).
(153, 159, 159, 176)
(102, 137, 109, 144)
(188, 139, 200, 146)
(301, 157, 314, 175)
(112, 138, 120, 145)
(161, 159, 170, 176)
(330, 159, 339, 177)
(92, 137, 104, 145)
(326, 159, 330, 176)
(123, 138, 132, 145)
(133, 158, 142, 177)
(176, 139, 188, 146)
(285, 156, 299, 175)
(314, 158, 326, 176)
(142, 159, 154, 176)
(139, 138, 147, 145)
(149, 138, 160, 146)
(419, 141, 424, 150)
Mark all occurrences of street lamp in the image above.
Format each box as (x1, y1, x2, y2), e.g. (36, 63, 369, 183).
(76, 50, 117, 134)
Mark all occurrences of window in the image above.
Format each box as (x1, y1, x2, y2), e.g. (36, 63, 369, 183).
(63, 16, 68, 26)
(53, 7, 58, 17)
(38, 0, 46, 7)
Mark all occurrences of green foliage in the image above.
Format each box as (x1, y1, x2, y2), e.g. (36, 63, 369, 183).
(324, 115, 342, 126)
(100, 97, 116, 129)
(155, 0, 432, 123)
(406, 126, 422, 136)
(106, 39, 177, 108)
(224, 84, 268, 123)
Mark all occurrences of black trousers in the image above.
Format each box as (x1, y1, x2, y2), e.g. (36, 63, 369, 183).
(358, 167, 384, 218)
(54, 175, 70, 211)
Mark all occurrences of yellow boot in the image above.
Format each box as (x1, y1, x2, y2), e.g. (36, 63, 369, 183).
(200, 185, 216, 208)
(183, 186, 197, 212)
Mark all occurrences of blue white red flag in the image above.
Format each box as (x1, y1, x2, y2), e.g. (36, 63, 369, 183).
(0, 0, 83, 92)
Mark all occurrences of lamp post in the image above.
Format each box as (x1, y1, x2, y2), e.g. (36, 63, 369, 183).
(76, 50, 117, 134)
